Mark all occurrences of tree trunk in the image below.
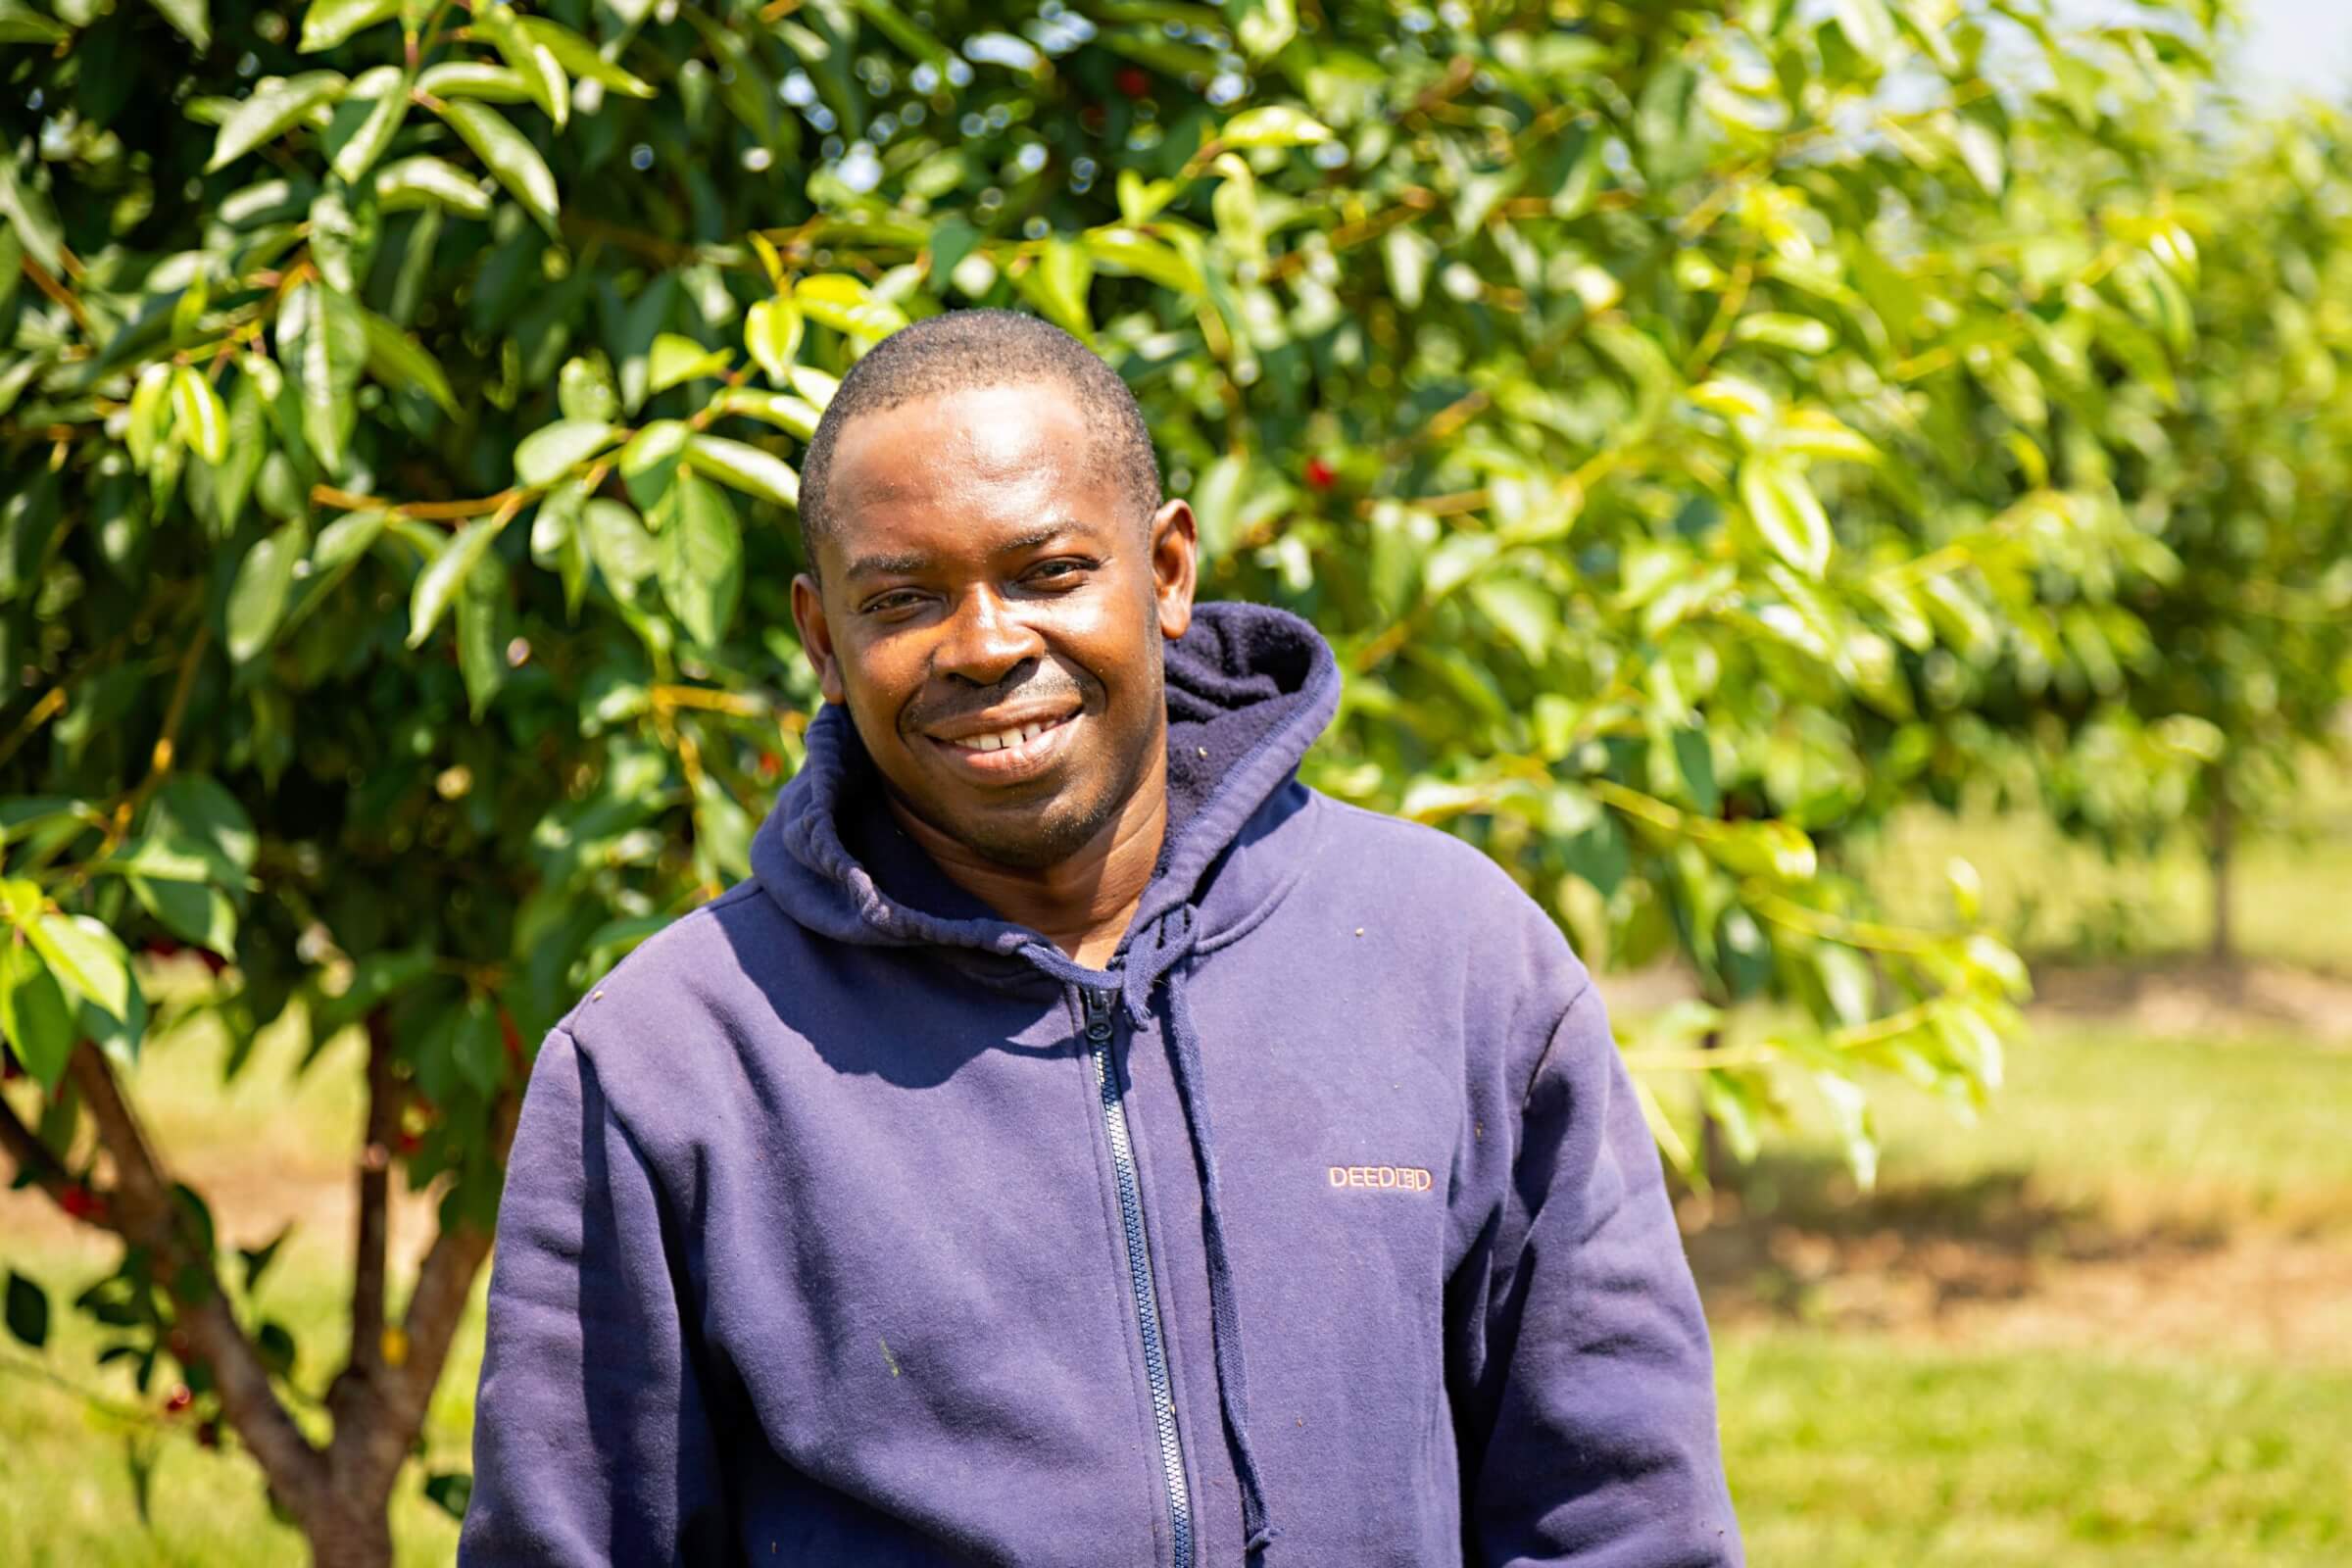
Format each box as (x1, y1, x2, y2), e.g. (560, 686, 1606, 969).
(308, 1501, 395, 1568)
(2209, 769, 2234, 965)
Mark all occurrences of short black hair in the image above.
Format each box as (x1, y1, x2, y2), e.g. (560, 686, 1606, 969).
(795, 309, 1161, 570)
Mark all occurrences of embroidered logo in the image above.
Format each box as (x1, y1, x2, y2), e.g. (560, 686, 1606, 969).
(1327, 1163, 1434, 1193)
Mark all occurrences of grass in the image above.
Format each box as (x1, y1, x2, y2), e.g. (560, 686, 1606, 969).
(1704, 1015, 2352, 1566)
(1721, 1331, 2352, 1568)
(3, 769, 2349, 1564)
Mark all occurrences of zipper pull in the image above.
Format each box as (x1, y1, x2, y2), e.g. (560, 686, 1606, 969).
(1081, 987, 1115, 1043)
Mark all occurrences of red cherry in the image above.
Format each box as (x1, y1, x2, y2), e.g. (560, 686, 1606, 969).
(164, 1384, 193, 1414)
(395, 1130, 423, 1156)
(59, 1185, 106, 1222)
(193, 948, 228, 976)
(196, 1419, 220, 1449)
(1303, 457, 1338, 491)
(758, 751, 782, 781)
(1, 1046, 18, 1082)
(1116, 66, 1150, 99)
(143, 937, 184, 959)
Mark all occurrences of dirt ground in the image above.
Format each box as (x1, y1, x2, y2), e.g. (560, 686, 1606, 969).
(1684, 1167, 2352, 1370)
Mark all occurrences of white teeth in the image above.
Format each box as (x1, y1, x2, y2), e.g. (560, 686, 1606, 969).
(956, 717, 1066, 754)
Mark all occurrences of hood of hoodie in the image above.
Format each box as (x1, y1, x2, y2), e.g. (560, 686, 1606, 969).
(750, 599, 1341, 965)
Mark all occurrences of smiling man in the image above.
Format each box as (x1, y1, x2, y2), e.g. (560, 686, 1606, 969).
(462, 311, 1741, 1566)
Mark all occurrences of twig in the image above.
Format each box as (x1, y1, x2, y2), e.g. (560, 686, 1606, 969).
(65, 1045, 326, 1517)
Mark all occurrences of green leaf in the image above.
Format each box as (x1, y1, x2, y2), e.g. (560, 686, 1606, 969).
(473, 2, 567, 129)
(324, 65, 409, 183)
(686, 434, 799, 509)
(1219, 104, 1330, 148)
(224, 516, 309, 663)
(648, 333, 732, 393)
(299, 0, 397, 51)
(289, 283, 368, 476)
(5, 1272, 47, 1349)
(514, 420, 618, 487)
(239, 1224, 293, 1291)
(1830, 0, 1898, 66)
(557, 357, 618, 423)
(374, 156, 493, 219)
(144, 0, 209, 49)
(1739, 458, 1833, 579)
(280, 507, 388, 638)
(358, 307, 458, 416)
(717, 389, 821, 439)
(1015, 238, 1094, 339)
(171, 368, 229, 466)
(435, 98, 559, 233)
(129, 875, 238, 956)
(849, 0, 952, 71)
(213, 370, 268, 529)
(1081, 227, 1201, 294)
(455, 546, 510, 718)
(792, 274, 906, 339)
(148, 775, 257, 885)
(582, 499, 657, 592)
(0, 154, 63, 276)
(27, 911, 132, 1023)
(0, 937, 75, 1090)
(618, 419, 689, 512)
(415, 62, 534, 103)
(207, 73, 348, 173)
(744, 298, 804, 386)
(422, 1471, 474, 1520)
(408, 516, 501, 647)
(518, 16, 656, 98)
(658, 477, 742, 646)
(0, 4, 71, 45)
(1232, 0, 1295, 58)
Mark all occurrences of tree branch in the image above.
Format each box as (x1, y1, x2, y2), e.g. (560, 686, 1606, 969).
(0, 1088, 80, 1204)
(350, 1011, 396, 1380)
(65, 1045, 326, 1516)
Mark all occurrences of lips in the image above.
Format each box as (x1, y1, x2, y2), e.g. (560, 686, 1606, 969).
(922, 710, 1081, 781)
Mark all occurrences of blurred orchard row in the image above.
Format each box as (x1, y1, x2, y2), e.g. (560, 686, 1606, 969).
(0, 0, 2346, 1561)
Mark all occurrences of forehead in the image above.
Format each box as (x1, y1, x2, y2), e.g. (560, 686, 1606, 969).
(824, 382, 1121, 555)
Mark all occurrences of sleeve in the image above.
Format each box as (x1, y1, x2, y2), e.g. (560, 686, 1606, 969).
(1449, 983, 1743, 1568)
(460, 1026, 736, 1565)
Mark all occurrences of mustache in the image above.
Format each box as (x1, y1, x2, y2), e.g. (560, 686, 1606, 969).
(899, 665, 1095, 734)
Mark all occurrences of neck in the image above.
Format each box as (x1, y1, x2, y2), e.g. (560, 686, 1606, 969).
(888, 749, 1170, 969)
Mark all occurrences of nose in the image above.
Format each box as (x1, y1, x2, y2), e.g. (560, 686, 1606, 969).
(934, 584, 1044, 689)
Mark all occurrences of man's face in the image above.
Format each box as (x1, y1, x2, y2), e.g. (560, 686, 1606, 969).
(790, 381, 1196, 869)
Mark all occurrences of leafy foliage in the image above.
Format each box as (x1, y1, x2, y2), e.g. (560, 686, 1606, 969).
(1, 0, 2326, 1559)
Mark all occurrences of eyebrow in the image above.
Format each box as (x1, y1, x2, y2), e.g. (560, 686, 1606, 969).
(842, 523, 1086, 581)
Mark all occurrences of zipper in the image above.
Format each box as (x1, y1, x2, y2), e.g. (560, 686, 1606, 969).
(1084, 984, 1195, 1568)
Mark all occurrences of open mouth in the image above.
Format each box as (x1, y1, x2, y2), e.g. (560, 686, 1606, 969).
(924, 710, 1081, 777)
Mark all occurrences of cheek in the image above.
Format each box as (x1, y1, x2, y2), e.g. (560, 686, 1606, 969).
(837, 631, 925, 736)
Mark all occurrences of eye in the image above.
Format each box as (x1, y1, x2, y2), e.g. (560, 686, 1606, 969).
(1025, 557, 1095, 586)
(859, 589, 929, 616)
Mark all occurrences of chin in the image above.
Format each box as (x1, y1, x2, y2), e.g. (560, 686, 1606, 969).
(950, 795, 1123, 870)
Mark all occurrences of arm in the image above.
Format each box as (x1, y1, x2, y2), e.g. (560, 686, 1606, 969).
(1450, 984, 1742, 1568)
(460, 1027, 735, 1565)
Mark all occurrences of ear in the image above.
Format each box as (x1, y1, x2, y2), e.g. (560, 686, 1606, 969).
(1147, 498, 1198, 642)
(791, 572, 848, 705)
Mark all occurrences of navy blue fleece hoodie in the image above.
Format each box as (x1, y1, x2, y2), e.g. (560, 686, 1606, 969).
(461, 602, 1740, 1567)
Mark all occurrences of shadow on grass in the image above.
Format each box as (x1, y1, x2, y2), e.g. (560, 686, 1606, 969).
(1682, 1153, 2229, 1331)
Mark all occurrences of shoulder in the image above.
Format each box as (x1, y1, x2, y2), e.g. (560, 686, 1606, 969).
(1292, 789, 1592, 1004)
(1303, 792, 1569, 937)
(554, 878, 804, 1096)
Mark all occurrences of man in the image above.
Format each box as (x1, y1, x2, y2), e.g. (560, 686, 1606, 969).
(463, 310, 1740, 1566)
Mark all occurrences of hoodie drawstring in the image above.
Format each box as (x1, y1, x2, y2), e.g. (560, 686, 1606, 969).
(1024, 908, 1281, 1559)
